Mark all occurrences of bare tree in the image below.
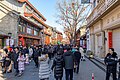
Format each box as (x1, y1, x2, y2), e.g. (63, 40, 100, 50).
(56, 0, 88, 45)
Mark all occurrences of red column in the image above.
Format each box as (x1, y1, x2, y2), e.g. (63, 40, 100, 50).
(108, 32, 112, 48)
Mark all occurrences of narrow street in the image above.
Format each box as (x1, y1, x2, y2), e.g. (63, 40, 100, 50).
(2, 58, 112, 80)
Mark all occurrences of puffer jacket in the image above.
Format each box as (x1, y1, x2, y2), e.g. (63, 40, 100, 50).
(63, 51, 74, 69)
(104, 52, 118, 73)
(51, 55, 64, 78)
(39, 54, 51, 79)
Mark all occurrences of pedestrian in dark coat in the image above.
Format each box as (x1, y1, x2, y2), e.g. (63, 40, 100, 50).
(13, 47, 20, 76)
(22, 46, 29, 56)
(51, 49, 64, 80)
(74, 48, 81, 73)
(33, 46, 40, 68)
(104, 48, 118, 80)
(63, 47, 74, 80)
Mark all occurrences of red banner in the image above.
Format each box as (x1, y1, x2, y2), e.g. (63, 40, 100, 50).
(108, 32, 112, 48)
(19, 37, 25, 46)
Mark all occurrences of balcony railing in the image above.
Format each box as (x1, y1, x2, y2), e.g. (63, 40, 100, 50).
(87, 0, 118, 26)
(18, 32, 41, 39)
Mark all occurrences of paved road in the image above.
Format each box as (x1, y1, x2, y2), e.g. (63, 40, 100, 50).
(1, 58, 112, 80)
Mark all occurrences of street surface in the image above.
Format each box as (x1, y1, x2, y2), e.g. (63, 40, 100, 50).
(1, 58, 112, 80)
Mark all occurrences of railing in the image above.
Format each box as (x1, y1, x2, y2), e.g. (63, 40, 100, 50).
(18, 32, 41, 38)
(87, 0, 118, 25)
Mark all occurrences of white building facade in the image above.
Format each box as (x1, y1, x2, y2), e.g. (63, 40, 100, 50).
(87, 0, 120, 58)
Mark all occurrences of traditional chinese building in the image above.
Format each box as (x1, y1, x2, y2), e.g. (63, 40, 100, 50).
(0, 0, 48, 46)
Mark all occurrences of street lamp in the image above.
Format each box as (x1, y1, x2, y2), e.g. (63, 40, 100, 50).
(8, 32, 12, 46)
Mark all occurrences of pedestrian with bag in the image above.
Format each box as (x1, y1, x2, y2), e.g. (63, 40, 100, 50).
(104, 48, 118, 80)
(51, 49, 64, 80)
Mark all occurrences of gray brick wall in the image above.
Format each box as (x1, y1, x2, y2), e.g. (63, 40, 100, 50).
(0, 11, 19, 46)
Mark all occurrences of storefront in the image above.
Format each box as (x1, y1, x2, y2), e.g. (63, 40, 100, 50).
(18, 34, 40, 47)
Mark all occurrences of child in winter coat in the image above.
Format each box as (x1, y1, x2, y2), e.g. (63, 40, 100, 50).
(17, 51, 25, 77)
(25, 54, 29, 65)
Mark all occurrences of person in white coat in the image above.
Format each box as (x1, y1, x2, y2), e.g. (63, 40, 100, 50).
(39, 50, 51, 80)
(79, 46, 85, 61)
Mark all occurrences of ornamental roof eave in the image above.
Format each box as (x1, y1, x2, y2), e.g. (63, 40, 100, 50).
(20, 15, 43, 29)
(18, 0, 46, 21)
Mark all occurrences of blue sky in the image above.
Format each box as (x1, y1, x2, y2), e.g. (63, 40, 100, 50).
(29, 0, 64, 33)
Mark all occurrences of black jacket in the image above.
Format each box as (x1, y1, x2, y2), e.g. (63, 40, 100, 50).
(33, 49, 40, 58)
(51, 55, 64, 78)
(74, 51, 81, 62)
(104, 52, 118, 73)
(63, 51, 74, 69)
(13, 51, 19, 69)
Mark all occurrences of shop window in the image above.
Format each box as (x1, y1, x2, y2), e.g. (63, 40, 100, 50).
(18, 25, 25, 32)
(27, 27, 32, 34)
(18, 25, 22, 32)
(23, 26, 25, 32)
(34, 30, 39, 36)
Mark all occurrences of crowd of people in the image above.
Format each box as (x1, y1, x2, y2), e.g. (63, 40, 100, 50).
(0, 44, 85, 80)
(0, 43, 119, 80)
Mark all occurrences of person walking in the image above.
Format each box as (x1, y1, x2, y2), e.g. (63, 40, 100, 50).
(2, 47, 12, 74)
(38, 50, 51, 80)
(29, 46, 33, 62)
(51, 49, 64, 80)
(104, 48, 118, 80)
(13, 47, 20, 76)
(33, 46, 40, 68)
(79, 46, 85, 61)
(63, 47, 74, 80)
(74, 48, 81, 74)
(17, 51, 25, 77)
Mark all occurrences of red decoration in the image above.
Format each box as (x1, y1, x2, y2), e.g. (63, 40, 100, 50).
(19, 36, 25, 46)
(108, 32, 112, 48)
